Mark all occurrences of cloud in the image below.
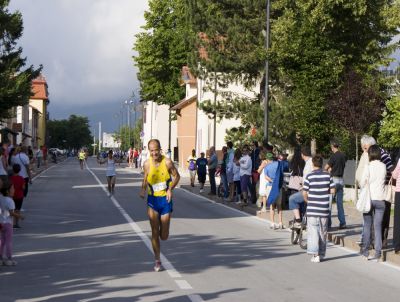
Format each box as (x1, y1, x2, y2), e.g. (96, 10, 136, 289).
(9, 0, 148, 131)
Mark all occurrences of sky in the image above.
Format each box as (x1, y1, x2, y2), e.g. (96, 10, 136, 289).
(9, 0, 149, 134)
(8, 0, 400, 135)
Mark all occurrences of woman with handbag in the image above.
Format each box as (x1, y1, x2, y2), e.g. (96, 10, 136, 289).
(359, 145, 387, 261)
(391, 155, 400, 254)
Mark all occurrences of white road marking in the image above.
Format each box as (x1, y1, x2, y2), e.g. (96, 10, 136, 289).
(86, 165, 204, 302)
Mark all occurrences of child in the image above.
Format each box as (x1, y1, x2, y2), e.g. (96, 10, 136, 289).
(0, 179, 24, 266)
(302, 155, 335, 263)
(10, 164, 25, 228)
(196, 152, 208, 193)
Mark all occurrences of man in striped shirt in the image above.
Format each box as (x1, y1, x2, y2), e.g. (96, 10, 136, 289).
(303, 155, 336, 263)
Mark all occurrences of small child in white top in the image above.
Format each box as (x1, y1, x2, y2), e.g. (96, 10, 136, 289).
(0, 179, 24, 266)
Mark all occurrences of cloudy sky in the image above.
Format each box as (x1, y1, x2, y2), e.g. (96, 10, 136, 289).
(9, 0, 149, 133)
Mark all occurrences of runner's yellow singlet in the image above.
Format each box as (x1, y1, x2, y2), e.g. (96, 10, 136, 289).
(79, 152, 85, 160)
(147, 156, 171, 197)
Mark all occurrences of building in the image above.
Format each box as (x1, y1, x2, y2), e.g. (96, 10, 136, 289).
(29, 75, 50, 147)
(141, 101, 178, 158)
(102, 132, 120, 149)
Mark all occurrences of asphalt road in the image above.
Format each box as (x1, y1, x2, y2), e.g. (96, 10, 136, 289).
(1, 157, 399, 302)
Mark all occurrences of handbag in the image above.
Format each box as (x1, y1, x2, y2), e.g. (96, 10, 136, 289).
(252, 171, 260, 183)
(356, 167, 371, 213)
(384, 178, 394, 203)
(288, 175, 302, 191)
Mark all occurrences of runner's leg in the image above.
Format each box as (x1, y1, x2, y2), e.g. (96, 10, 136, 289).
(148, 207, 161, 261)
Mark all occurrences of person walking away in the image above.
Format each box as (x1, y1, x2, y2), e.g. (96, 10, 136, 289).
(359, 145, 387, 262)
(10, 164, 25, 228)
(239, 145, 252, 206)
(42, 145, 48, 167)
(226, 141, 235, 202)
(289, 146, 312, 228)
(257, 151, 269, 213)
(264, 153, 284, 229)
(140, 139, 180, 272)
(98, 150, 119, 197)
(196, 152, 208, 193)
(233, 149, 242, 203)
(187, 149, 197, 187)
(141, 146, 148, 171)
(35, 146, 43, 169)
(0, 179, 24, 266)
(134, 148, 139, 168)
(324, 140, 347, 229)
(391, 155, 400, 254)
(128, 147, 134, 168)
(220, 146, 229, 199)
(303, 155, 335, 263)
(11, 146, 31, 198)
(207, 146, 218, 196)
(78, 149, 86, 170)
(250, 141, 261, 204)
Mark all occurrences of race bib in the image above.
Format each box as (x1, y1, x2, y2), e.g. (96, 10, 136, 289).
(152, 182, 167, 192)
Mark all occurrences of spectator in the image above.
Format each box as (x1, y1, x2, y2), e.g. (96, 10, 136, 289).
(11, 146, 31, 198)
(196, 152, 208, 193)
(220, 146, 229, 199)
(249, 141, 261, 204)
(391, 154, 400, 254)
(35, 146, 43, 169)
(303, 155, 335, 263)
(207, 146, 218, 196)
(187, 149, 197, 187)
(233, 149, 242, 203)
(226, 141, 235, 202)
(10, 164, 25, 228)
(325, 139, 347, 229)
(239, 145, 252, 205)
(42, 145, 48, 167)
(0, 148, 8, 183)
(289, 146, 313, 228)
(257, 151, 269, 213)
(359, 145, 387, 262)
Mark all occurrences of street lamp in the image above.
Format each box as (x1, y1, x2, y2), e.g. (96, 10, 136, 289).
(124, 100, 134, 148)
(264, 0, 271, 145)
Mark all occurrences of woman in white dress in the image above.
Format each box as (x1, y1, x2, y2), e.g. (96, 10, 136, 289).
(257, 152, 269, 213)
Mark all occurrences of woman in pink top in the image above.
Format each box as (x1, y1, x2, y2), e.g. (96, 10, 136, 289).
(392, 156, 400, 254)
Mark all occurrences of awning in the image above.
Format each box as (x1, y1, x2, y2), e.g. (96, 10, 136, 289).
(171, 95, 197, 110)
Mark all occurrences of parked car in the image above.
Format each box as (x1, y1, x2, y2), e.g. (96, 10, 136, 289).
(49, 148, 64, 156)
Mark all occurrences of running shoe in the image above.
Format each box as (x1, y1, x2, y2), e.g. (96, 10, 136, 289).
(310, 255, 320, 263)
(3, 259, 17, 266)
(154, 260, 163, 272)
(278, 223, 285, 229)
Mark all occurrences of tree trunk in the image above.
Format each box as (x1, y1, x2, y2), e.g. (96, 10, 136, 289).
(311, 139, 317, 156)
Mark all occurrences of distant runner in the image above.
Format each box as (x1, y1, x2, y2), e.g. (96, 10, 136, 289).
(78, 149, 86, 170)
(140, 139, 180, 272)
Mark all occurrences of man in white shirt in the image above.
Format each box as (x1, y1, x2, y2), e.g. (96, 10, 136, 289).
(289, 146, 312, 228)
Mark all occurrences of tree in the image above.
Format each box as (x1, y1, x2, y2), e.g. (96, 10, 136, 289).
(0, 0, 42, 120)
(185, 0, 400, 149)
(114, 118, 143, 151)
(379, 94, 400, 149)
(133, 0, 190, 150)
(47, 115, 92, 150)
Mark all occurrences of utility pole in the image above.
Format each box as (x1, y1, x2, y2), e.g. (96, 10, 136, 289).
(264, 0, 271, 144)
(213, 73, 217, 148)
(98, 121, 101, 153)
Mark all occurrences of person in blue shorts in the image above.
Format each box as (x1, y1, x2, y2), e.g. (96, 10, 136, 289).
(140, 139, 180, 272)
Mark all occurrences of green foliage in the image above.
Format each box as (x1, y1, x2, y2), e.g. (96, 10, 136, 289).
(0, 0, 42, 120)
(47, 115, 92, 150)
(114, 118, 143, 151)
(379, 94, 400, 148)
(133, 0, 189, 106)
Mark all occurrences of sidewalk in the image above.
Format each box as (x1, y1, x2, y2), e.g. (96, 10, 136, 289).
(177, 174, 400, 267)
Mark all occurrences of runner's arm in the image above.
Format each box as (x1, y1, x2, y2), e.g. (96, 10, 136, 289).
(166, 158, 180, 190)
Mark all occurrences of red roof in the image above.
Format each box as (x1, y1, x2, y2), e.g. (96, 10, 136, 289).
(31, 75, 48, 100)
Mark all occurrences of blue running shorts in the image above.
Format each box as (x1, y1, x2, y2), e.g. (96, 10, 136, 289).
(147, 195, 173, 216)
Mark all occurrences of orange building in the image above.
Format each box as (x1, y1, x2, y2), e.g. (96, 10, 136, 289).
(30, 75, 50, 147)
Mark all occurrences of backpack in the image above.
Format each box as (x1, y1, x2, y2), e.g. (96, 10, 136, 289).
(189, 159, 196, 171)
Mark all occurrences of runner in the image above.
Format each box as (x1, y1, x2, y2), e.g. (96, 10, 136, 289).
(97, 150, 120, 197)
(78, 149, 86, 170)
(139, 139, 180, 272)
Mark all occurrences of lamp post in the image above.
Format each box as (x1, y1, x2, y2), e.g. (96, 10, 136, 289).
(263, 0, 271, 144)
(124, 100, 134, 148)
